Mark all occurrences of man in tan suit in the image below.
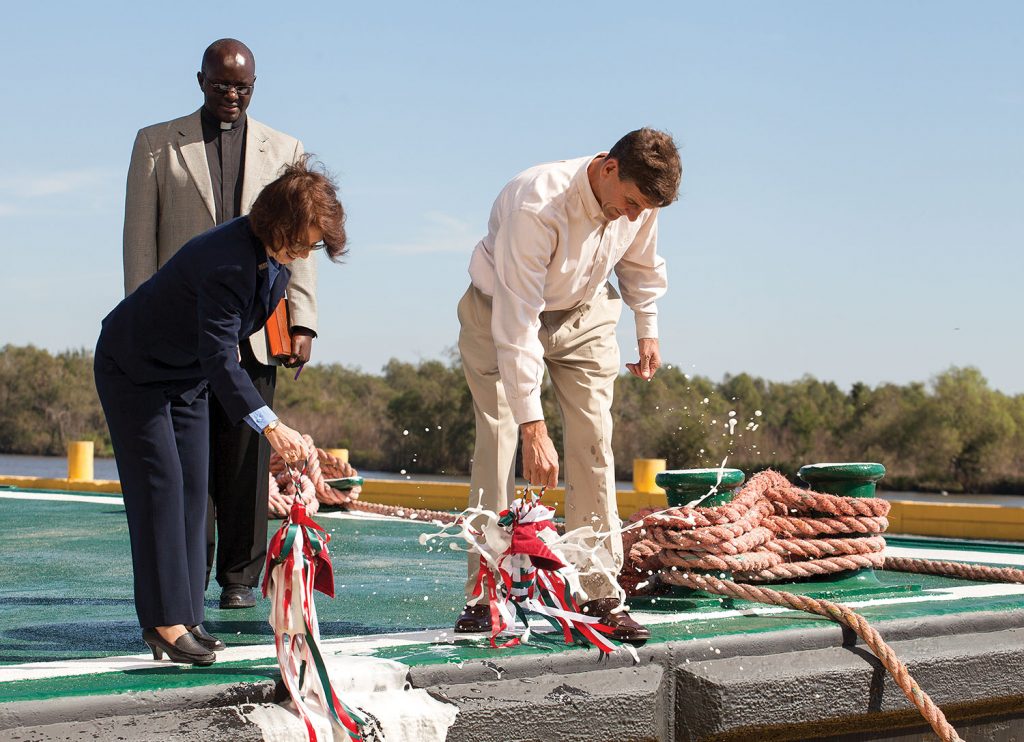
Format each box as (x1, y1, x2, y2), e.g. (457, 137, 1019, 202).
(455, 128, 681, 643)
(123, 38, 316, 609)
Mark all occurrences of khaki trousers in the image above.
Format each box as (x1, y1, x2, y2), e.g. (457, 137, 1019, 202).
(457, 283, 624, 602)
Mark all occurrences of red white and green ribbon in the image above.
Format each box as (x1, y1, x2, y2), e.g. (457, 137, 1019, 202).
(465, 490, 630, 657)
(263, 462, 366, 741)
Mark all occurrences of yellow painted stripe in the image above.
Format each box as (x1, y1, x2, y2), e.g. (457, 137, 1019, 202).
(887, 500, 1024, 541)
(361, 480, 672, 518)
(3, 475, 1021, 542)
(0, 475, 122, 494)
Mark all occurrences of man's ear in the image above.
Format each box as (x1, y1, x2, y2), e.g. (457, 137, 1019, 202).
(196, 71, 205, 90)
(603, 157, 619, 178)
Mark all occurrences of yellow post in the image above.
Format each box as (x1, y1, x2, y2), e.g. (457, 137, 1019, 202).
(68, 441, 95, 481)
(326, 448, 349, 464)
(633, 458, 666, 494)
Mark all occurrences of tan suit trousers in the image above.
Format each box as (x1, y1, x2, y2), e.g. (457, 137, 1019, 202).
(457, 282, 624, 602)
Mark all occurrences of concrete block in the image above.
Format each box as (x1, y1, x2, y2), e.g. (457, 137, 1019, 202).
(432, 663, 666, 742)
(673, 628, 1024, 740)
(0, 704, 267, 742)
(0, 681, 275, 732)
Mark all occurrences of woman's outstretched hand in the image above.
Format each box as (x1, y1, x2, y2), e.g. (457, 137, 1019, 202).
(266, 422, 311, 465)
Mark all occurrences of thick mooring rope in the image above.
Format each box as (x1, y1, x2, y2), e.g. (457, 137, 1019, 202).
(883, 556, 1024, 584)
(268, 440, 459, 524)
(344, 498, 460, 524)
(664, 571, 965, 742)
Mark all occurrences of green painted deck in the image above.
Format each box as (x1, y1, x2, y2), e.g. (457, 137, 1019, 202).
(1, 490, 466, 663)
(2, 487, 1023, 706)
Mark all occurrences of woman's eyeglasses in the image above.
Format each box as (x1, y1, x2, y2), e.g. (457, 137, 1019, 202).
(287, 241, 325, 257)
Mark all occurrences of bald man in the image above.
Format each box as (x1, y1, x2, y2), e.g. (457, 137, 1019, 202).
(123, 38, 317, 610)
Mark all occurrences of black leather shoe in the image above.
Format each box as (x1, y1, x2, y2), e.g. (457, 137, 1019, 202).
(142, 629, 216, 666)
(581, 598, 651, 645)
(189, 623, 226, 651)
(454, 604, 491, 633)
(220, 584, 256, 609)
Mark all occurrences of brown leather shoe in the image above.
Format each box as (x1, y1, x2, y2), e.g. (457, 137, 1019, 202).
(454, 604, 492, 633)
(581, 598, 650, 645)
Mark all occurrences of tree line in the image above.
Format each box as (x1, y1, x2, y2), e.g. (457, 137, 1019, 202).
(1, 343, 1021, 494)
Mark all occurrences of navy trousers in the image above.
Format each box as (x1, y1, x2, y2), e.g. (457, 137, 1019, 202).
(94, 349, 209, 629)
(206, 341, 276, 589)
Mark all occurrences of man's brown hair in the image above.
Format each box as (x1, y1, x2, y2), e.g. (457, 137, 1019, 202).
(607, 128, 681, 208)
(249, 154, 347, 261)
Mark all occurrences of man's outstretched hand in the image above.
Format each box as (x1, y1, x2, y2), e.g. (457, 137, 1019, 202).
(626, 337, 661, 380)
(520, 420, 559, 488)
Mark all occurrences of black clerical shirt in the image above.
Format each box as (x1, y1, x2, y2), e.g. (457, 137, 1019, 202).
(200, 107, 247, 225)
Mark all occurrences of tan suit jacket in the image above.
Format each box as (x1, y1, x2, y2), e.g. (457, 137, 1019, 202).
(122, 108, 317, 365)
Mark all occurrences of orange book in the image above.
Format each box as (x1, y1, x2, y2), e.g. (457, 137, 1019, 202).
(265, 298, 292, 360)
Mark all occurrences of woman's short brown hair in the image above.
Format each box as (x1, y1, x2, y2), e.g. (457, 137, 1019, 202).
(249, 154, 347, 261)
(607, 128, 682, 208)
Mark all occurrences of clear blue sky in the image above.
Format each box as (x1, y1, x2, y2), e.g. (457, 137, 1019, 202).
(1, 1, 1021, 393)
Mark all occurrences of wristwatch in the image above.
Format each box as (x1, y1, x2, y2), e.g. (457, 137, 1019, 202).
(262, 419, 281, 436)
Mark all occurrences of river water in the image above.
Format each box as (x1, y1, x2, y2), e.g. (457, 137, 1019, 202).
(1, 453, 1021, 507)
(0, 453, 414, 485)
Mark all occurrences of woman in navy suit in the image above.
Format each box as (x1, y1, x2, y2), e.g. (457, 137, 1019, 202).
(95, 156, 346, 665)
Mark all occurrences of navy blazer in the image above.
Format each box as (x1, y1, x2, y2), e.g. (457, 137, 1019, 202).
(98, 216, 290, 423)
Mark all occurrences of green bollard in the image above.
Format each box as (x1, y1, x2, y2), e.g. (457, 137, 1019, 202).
(656, 467, 746, 508)
(797, 462, 886, 499)
(632, 468, 746, 611)
(796, 462, 888, 592)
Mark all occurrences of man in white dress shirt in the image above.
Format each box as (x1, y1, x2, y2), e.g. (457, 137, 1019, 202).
(455, 128, 681, 642)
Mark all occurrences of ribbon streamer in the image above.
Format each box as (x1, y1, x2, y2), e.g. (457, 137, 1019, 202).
(263, 462, 366, 741)
(465, 489, 629, 657)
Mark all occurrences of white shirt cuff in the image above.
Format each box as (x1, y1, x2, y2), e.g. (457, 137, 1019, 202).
(508, 394, 545, 426)
(635, 312, 659, 341)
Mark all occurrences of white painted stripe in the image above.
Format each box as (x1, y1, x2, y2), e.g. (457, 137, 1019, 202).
(0, 491, 124, 506)
(884, 544, 1024, 567)
(3, 580, 1023, 685)
(633, 581, 1024, 626)
(0, 629, 451, 684)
